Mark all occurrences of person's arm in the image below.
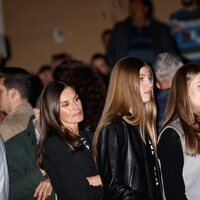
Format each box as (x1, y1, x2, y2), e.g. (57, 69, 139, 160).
(86, 175, 102, 186)
(44, 137, 102, 200)
(5, 143, 46, 200)
(158, 128, 187, 200)
(0, 124, 16, 142)
(34, 177, 53, 200)
(98, 124, 150, 200)
(9, 165, 46, 200)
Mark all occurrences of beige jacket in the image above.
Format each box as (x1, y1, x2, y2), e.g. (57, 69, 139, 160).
(0, 103, 33, 141)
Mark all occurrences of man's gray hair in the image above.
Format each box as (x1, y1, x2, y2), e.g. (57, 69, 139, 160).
(153, 52, 183, 83)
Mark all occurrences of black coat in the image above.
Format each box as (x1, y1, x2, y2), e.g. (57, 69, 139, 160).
(97, 118, 163, 200)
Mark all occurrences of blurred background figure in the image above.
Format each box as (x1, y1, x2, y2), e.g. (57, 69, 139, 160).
(90, 53, 111, 87)
(0, 35, 8, 69)
(54, 60, 106, 141)
(107, 0, 178, 66)
(170, 0, 200, 62)
(0, 67, 42, 108)
(37, 65, 54, 87)
(51, 52, 73, 68)
(0, 71, 34, 142)
(53, 59, 86, 81)
(101, 29, 112, 52)
(153, 52, 183, 132)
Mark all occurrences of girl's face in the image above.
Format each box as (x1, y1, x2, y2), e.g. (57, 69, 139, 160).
(139, 66, 153, 103)
(59, 87, 84, 132)
(188, 73, 200, 109)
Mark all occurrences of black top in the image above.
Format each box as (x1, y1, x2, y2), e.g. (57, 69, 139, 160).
(43, 132, 103, 200)
(97, 118, 163, 200)
(158, 128, 187, 200)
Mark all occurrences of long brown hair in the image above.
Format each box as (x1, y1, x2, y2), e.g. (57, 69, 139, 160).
(37, 81, 83, 169)
(93, 57, 157, 160)
(162, 63, 200, 155)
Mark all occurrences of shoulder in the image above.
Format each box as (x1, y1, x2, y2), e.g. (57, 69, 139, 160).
(5, 131, 26, 146)
(46, 135, 62, 144)
(44, 136, 73, 166)
(5, 118, 35, 147)
(170, 9, 186, 20)
(45, 135, 68, 154)
(159, 127, 180, 144)
(150, 18, 170, 30)
(99, 118, 138, 142)
(45, 135, 61, 148)
(100, 118, 124, 138)
(160, 118, 184, 138)
(158, 126, 184, 162)
(158, 119, 183, 151)
(102, 118, 129, 131)
(113, 17, 131, 30)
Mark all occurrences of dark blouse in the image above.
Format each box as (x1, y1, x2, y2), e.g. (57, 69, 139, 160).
(43, 132, 103, 200)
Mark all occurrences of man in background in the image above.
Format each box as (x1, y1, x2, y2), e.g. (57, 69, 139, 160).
(107, 0, 178, 66)
(5, 99, 54, 200)
(0, 72, 33, 141)
(170, 0, 200, 62)
(153, 52, 183, 132)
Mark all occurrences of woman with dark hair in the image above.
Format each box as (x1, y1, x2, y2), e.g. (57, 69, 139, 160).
(158, 63, 200, 200)
(93, 57, 163, 199)
(53, 61, 107, 141)
(37, 81, 103, 200)
(59, 66, 107, 133)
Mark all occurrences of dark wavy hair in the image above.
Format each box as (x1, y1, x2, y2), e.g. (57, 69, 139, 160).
(54, 61, 107, 131)
(37, 81, 83, 169)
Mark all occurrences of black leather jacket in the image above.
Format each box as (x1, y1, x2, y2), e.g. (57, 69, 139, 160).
(97, 118, 162, 200)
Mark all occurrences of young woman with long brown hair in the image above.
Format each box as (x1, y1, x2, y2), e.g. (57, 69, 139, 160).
(158, 63, 200, 200)
(93, 57, 163, 199)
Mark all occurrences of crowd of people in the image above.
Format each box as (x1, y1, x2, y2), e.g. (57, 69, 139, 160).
(0, 0, 200, 200)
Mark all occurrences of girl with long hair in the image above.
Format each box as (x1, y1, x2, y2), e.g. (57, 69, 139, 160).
(158, 63, 200, 200)
(93, 57, 163, 199)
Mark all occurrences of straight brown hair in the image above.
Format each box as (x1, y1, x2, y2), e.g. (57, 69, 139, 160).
(93, 57, 157, 161)
(162, 63, 200, 155)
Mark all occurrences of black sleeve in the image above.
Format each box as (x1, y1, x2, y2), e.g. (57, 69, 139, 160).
(43, 137, 102, 200)
(158, 128, 187, 200)
(98, 124, 150, 200)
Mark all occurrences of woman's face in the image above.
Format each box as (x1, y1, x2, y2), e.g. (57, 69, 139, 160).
(188, 73, 200, 108)
(59, 87, 84, 132)
(139, 66, 153, 103)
